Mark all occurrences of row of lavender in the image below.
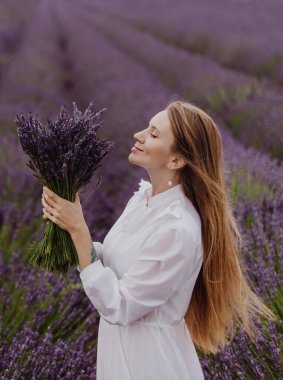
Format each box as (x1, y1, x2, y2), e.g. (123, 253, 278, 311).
(78, 0, 283, 160)
(1, 0, 283, 160)
(0, 0, 282, 378)
(88, 0, 283, 84)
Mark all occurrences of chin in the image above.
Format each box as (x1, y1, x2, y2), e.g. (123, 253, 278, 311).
(128, 154, 142, 167)
(128, 153, 136, 163)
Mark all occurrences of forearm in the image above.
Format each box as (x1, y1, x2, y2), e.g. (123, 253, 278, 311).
(71, 222, 93, 270)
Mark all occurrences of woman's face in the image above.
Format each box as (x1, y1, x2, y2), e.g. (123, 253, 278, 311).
(128, 109, 176, 170)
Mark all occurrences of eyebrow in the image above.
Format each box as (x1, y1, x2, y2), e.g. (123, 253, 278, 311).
(148, 123, 161, 134)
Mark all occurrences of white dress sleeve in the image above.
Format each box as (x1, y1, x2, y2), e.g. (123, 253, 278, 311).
(76, 193, 140, 273)
(78, 223, 199, 326)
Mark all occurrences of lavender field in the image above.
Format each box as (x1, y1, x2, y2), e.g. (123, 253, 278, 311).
(0, 0, 282, 379)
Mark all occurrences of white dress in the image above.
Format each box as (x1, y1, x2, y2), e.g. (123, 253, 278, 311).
(77, 178, 205, 380)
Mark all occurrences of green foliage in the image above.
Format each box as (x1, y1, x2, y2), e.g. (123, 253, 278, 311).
(206, 84, 254, 112)
(229, 169, 274, 204)
(233, 84, 254, 103)
(206, 87, 227, 111)
(0, 218, 43, 263)
(255, 53, 283, 77)
(190, 32, 211, 54)
(226, 109, 251, 134)
(0, 273, 96, 346)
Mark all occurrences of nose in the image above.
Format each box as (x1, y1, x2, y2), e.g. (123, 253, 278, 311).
(133, 130, 144, 142)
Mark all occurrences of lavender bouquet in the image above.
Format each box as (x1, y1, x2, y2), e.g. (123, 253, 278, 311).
(15, 101, 115, 277)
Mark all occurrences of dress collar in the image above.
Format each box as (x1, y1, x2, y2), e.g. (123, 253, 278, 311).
(138, 178, 186, 209)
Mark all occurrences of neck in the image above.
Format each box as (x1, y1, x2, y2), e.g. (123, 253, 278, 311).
(147, 170, 181, 197)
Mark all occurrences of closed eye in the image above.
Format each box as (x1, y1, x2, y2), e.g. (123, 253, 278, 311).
(150, 133, 157, 138)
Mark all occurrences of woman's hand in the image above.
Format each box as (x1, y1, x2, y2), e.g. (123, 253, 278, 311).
(41, 186, 86, 236)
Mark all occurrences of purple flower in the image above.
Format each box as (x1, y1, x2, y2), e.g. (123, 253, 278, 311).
(14, 102, 115, 276)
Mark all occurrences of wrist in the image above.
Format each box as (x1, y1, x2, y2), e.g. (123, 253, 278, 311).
(70, 221, 88, 240)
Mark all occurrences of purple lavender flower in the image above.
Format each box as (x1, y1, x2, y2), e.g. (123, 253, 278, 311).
(15, 102, 115, 277)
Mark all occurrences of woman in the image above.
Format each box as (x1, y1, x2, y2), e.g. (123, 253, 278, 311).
(41, 100, 276, 379)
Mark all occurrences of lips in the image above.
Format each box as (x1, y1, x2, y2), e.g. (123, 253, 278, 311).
(134, 146, 143, 151)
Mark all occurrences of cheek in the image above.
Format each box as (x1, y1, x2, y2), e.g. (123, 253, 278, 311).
(148, 142, 169, 161)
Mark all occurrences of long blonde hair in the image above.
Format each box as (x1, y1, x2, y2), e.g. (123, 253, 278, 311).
(166, 100, 277, 355)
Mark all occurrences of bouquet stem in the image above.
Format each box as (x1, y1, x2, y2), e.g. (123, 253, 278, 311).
(28, 220, 78, 278)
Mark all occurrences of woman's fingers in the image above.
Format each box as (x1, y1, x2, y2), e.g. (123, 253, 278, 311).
(42, 208, 68, 231)
(42, 197, 58, 217)
(42, 204, 54, 220)
(42, 194, 56, 213)
(41, 187, 83, 234)
(42, 202, 65, 230)
(42, 187, 67, 213)
(41, 187, 70, 231)
(43, 187, 62, 204)
(43, 207, 59, 225)
(42, 192, 57, 209)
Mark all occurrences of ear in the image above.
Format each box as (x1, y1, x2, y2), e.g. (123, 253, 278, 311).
(172, 154, 186, 170)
